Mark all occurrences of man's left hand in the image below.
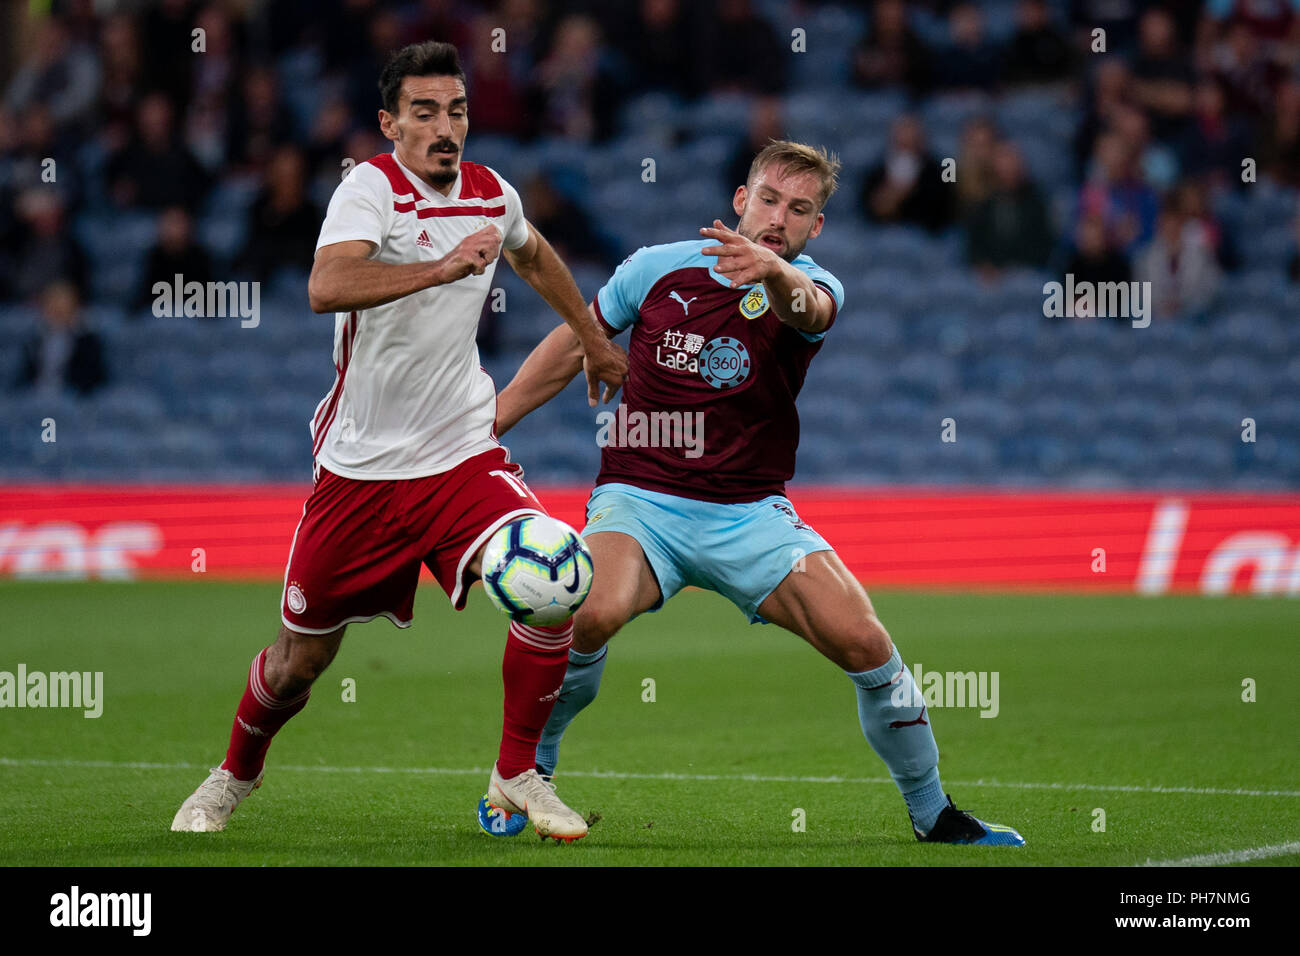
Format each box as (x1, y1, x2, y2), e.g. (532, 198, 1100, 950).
(700, 219, 780, 289)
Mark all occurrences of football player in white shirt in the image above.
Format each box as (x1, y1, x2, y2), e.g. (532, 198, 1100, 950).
(172, 40, 626, 842)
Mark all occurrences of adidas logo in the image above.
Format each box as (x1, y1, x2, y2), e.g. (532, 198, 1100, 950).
(237, 715, 268, 737)
(415, 230, 433, 248)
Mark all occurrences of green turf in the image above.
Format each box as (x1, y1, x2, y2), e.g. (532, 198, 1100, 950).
(0, 580, 1296, 866)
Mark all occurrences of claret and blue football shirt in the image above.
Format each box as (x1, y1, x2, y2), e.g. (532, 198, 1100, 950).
(592, 239, 844, 503)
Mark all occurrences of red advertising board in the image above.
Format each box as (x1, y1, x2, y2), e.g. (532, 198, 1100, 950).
(2, 485, 1299, 594)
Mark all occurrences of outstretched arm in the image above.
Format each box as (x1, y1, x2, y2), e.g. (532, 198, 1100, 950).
(496, 311, 612, 438)
(505, 221, 627, 406)
(699, 219, 835, 334)
(307, 225, 503, 313)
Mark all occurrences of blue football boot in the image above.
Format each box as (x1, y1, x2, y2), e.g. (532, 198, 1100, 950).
(915, 795, 1025, 846)
(476, 792, 528, 837)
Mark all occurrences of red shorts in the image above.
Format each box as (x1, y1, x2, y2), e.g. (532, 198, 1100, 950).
(280, 447, 546, 634)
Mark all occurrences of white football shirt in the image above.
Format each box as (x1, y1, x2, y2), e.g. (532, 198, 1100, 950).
(310, 150, 530, 479)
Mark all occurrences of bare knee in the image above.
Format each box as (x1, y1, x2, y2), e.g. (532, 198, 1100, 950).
(572, 603, 626, 655)
(838, 612, 894, 673)
(263, 626, 342, 697)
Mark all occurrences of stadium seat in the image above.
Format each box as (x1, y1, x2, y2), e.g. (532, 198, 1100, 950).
(621, 92, 686, 140)
(5, 11, 1299, 495)
(468, 134, 529, 178)
(788, 3, 863, 91)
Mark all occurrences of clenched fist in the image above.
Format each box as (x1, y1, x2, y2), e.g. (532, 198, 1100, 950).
(436, 224, 502, 283)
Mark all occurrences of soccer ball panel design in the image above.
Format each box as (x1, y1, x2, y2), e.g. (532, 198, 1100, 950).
(481, 515, 593, 626)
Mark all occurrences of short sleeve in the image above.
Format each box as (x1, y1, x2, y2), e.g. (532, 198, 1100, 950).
(793, 258, 844, 343)
(496, 174, 530, 251)
(316, 165, 388, 253)
(595, 247, 655, 333)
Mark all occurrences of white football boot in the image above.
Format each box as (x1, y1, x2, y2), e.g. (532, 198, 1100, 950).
(487, 763, 588, 842)
(170, 767, 264, 832)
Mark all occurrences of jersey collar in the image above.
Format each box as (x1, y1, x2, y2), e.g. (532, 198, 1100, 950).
(393, 150, 461, 203)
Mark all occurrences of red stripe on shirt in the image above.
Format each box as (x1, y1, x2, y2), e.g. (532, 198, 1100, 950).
(366, 153, 415, 197)
(392, 200, 505, 218)
(313, 312, 356, 458)
(367, 153, 505, 215)
(457, 161, 504, 200)
(312, 316, 350, 435)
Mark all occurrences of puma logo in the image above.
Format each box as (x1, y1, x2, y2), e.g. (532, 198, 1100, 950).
(669, 290, 698, 315)
(889, 706, 928, 729)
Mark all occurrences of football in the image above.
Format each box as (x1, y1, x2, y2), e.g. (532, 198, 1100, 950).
(480, 515, 594, 626)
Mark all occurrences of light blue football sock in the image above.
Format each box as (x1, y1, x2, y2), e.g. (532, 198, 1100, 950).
(534, 646, 608, 777)
(847, 646, 948, 835)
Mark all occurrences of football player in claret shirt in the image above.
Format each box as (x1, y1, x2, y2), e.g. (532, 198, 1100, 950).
(491, 141, 1024, 846)
(170, 41, 627, 842)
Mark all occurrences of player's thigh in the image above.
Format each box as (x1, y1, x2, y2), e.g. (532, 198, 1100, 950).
(418, 450, 548, 609)
(573, 530, 662, 653)
(264, 623, 346, 695)
(756, 550, 892, 672)
(283, 467, 426, 632)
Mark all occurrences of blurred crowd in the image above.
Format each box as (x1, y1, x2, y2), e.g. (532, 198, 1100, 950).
(852, 0, 1299, 311)
(3, 0, 1300, 397)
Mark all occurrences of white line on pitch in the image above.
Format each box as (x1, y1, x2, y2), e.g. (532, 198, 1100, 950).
(2, 757, 1298, 798)
(1140, 841, 1300, 867)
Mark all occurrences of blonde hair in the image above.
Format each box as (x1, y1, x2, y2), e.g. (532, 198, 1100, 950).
(746, 140, 841, 209)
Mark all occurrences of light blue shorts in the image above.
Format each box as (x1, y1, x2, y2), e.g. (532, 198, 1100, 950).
(581, 482, 834, 624)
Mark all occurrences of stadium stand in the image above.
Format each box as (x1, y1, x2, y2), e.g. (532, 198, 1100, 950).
(1, 0, 1296, 489)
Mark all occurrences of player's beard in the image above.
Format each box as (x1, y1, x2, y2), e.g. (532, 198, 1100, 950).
(739, 223, 805, 262)
(427, 138, 460, 187)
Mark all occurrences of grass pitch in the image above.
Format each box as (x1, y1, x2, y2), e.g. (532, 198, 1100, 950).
(1, 580, 1296, 866)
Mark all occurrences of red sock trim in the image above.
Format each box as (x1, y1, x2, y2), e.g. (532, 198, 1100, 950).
(220, 648, 311, 780)
(497, 622, 573, 777)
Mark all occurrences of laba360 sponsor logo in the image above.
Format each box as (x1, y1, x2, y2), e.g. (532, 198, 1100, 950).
(0, 664, 103, 718)
(50, 886, 150, 936)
